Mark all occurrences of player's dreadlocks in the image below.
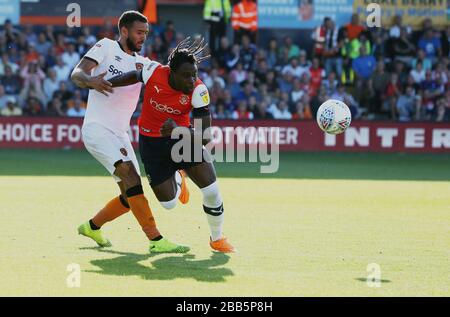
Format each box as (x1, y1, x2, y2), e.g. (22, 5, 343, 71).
(168, 37, 210, 72)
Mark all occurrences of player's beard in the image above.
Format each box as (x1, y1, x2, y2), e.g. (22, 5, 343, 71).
(126, 37, 141, 52)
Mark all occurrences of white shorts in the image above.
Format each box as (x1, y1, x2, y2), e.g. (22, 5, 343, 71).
(82, 122, 141, 183)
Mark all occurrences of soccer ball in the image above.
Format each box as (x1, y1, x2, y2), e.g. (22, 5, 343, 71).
(316, 99, 352, 135)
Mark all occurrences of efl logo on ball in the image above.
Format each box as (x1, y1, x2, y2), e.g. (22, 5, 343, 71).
(316, 99, 352, 135)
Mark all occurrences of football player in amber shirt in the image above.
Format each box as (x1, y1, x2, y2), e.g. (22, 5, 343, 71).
(109, 38, 235, 253)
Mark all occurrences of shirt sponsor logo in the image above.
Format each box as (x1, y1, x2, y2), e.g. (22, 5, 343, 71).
(149, 98, 181, 115)
(179, 95, 189, 105)
(108, 65, 123, 76)
(200, 90, 209, 104)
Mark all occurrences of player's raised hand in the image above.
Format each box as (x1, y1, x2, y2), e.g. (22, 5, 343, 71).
(160, 118, 178, 137)
(88, 71, 113, 96)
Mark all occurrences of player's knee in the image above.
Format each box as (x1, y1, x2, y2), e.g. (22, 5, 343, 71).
(115, 161, 141, 187)
(201, 181, 222, 208)
(159, 197, 177, 210)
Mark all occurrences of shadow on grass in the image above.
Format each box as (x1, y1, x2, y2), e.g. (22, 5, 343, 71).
(1, 149, 449, 181)
(355, 277, 392, 284)
(79, 247, 234, 283)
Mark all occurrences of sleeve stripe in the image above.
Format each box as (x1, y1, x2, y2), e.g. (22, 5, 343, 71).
(83, 56, 99, 65)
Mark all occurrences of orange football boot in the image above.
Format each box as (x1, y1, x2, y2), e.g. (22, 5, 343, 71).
(178, 170, 190, 204)
(210, 237, 236, 253)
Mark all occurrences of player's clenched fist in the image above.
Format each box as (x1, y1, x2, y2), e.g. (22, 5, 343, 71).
(160, 118, 178, 137)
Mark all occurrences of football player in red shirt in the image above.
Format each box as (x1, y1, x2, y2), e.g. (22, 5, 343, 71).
(109, 38, 235, 253)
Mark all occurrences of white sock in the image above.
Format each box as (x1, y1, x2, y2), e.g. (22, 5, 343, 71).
(206, 213, 224, 242)
(201, 182, 224, 241)
(174, 171, 182, 200)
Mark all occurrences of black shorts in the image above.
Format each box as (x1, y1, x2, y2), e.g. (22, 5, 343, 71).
(139, 134, 206, 186)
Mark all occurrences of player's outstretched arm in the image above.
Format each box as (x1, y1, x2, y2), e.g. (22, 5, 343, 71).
(108, 70, 142, 88)
(71, 58, 113, 96)
(193, 108, 212, 145)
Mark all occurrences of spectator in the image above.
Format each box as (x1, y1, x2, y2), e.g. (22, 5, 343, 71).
(0, 53, 19, 75)
(26, 43, 40, 63)
(204, 68, 226, 90)
(0, 65, 21, 95)
(345, 13, 365, 41)
(278, 71, 294, 94)
(298, 50, 311, 77)
(322, 71, 338, 96)
(53, 56, 71, 82)
(435, 94, 450, 122)
(418, 70, 441, 120)
(19, 62, 46, 107)
(203, 0, 231, 53)
(291, 79, 305, 104)
(292, 95, 313, 119)
(0, 96, 22, 116)
(389, 15, 411, 39)
(418, 28, 442, 62)
(44, 24, 56, 43)
(98, 19, 115, 40)
(234, 80, 257, 103)
(271, 101, 292, 119)
(0, 84, 9, 109)
(66, 99, 86, 117)
(253, 99, 273, 119)
(23, 24, 38, 46)
(255, 59, 269, 84)
(440, 25, 450, 58)
(230, 62, 247, 84)
(410, 61, 426, 84)
(44, 68, 59, 101)
(383, 73, 402, 119)
(232, 100, 253, 119)
(215, 37, 232, 70)
(1, 19, 20, 46)
(332, 84, 359, 118)
(282, 57, 304, 78)
(35, 32, 52, 57)
(392, 60, 408, 87)
(46, 97, 65, 117)
(352, 45, 376, 81)
(162, 21, 177, 48)
(392, 27, 415, 64)
(231, 0, 258, 44)
(62, 43, 80, 70)
(396, 85, 419, 122)
(266, 39, 281, 70)
(24, 96, 44, 116)
(239, 35, 256, 71)
(66, 89, 87, 110)
(309, 57, 325, 96)
(53, 81, 74, 109)
(323, 19, 342, 77)
(213, 102, 230, 119)
(151, 36, 167, 63)
(312, 17, 332, 58)
(281, 36, 300, 60)
(368, 61, 390, 115)
(82, 27, 97, 47)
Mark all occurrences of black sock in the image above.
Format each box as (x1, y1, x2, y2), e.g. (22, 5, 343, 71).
(89, 219, 101, 230)
(151, 235, 163, 241)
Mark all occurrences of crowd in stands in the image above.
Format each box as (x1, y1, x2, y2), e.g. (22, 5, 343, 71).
(0, 11, 449, 122)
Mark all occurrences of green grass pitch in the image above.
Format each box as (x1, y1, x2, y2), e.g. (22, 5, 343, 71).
(0, 149, 449, 296)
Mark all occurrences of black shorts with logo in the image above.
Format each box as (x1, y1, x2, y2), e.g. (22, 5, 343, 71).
(139, 133, 206, 186)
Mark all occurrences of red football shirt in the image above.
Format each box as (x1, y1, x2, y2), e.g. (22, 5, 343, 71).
(138, 62, 210, 137)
